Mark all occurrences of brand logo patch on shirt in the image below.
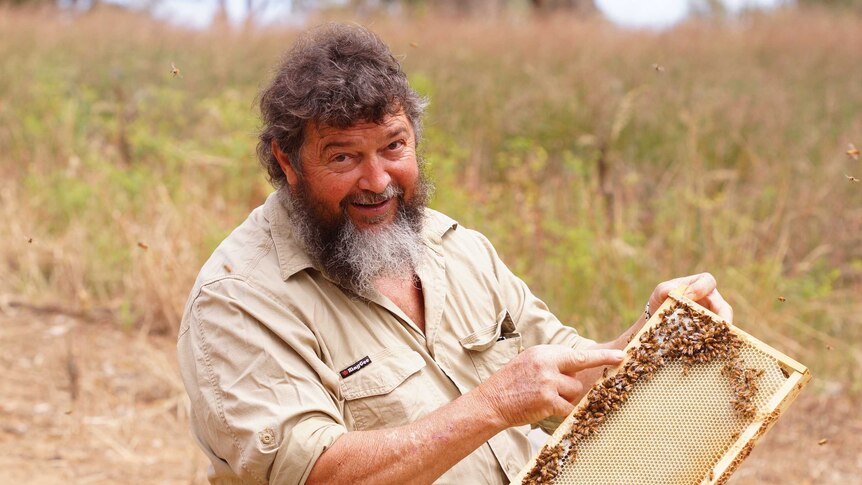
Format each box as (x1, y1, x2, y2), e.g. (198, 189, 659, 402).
(340, 356, 371, 378)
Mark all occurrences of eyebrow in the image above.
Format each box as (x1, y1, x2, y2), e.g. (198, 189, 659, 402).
(320, 126, 409, 153)
(384, 126, 408, 140)
(320, 139, 354, 153)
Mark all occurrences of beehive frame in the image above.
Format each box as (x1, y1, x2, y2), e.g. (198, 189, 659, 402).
(515, 290, 811, 485)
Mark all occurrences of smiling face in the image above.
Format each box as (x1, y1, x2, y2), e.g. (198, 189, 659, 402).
(272, 112, 430, 295)
(275, 112, 421, 231)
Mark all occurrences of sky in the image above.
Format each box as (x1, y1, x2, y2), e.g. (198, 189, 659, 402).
(88, 0, 789, 30)
(596, 0, 787, 29)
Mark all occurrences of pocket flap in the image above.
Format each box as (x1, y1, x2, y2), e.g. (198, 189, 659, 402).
(459, 310, 518, 352)
(339, 348, 426, 400)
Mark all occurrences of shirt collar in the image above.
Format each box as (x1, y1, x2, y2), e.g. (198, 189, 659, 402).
(264, 191, 315, 281)
(264, 191, 459, 281)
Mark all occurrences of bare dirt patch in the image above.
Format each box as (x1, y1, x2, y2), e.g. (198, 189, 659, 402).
(0, 309, 208, 484)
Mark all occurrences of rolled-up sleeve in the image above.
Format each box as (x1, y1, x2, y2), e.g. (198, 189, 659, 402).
(177, 278, 346, 485)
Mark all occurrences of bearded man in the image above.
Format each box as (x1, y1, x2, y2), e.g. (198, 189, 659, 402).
(177, 23, 733, 485)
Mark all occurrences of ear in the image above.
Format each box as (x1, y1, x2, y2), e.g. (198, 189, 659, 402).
(271, 140, 299, 187)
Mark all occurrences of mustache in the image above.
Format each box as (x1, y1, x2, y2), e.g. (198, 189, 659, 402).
(341, 184, 404, 207)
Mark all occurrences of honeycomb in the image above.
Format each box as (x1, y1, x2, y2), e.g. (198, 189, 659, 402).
(516, 292, 810, 485)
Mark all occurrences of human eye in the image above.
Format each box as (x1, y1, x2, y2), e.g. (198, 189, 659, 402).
(386, 139, 405, 151)
(331, 153, 350, 163)
(325, 153, 357, 171)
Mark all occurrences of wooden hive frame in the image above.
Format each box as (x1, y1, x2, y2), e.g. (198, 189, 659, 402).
(514, 290, 811, 485)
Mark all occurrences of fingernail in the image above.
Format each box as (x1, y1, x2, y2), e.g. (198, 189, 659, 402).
(610, 350, 625, 359)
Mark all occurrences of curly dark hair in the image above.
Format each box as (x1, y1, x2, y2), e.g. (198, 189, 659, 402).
(257, 23, 427, 189)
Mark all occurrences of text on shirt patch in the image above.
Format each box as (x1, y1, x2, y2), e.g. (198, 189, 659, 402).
(340, 356, 371, 378)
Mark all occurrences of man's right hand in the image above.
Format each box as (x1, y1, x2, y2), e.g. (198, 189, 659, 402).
(307, 345, 624, 484)
(474, 345, 626, 428)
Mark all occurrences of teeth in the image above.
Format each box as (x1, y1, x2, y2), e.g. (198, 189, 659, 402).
(356, 199, 387, 206)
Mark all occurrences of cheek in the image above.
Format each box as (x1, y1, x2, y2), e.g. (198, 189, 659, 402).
(307, 174, 358, 211)
(393, 154, 420, 190)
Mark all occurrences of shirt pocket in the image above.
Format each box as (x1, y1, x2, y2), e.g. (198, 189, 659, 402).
(339, 347, 427, 431)
(459, 309, 523, 383)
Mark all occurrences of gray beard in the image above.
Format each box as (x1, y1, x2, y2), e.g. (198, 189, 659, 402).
(278, 175, 431, 298)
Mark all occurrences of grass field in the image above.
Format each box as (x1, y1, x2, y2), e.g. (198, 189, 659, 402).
(0, 4, 859, 398)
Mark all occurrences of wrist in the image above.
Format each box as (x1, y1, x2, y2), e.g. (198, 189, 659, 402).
(470, 383, 509, 432)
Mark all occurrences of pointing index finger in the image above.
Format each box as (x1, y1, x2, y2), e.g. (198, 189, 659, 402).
(557, 349, 625, 374)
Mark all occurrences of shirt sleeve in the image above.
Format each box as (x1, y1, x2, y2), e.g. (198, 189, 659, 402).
(177, 277, 346, 485)
(468, 230, 593, 352)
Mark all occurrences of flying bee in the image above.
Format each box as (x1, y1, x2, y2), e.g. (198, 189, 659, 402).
(170, 62, 182, 78)
(223, 263, 233, 273)
(27, 237, 33, 244)
(652, 63, 665, 73)
(409, 42, 419, 48)
(846, 174, 860, 182)
(777, 296, 786, 302)
(137, 241, 149, 250)
(848, 143, 860, 160)
(826, 344, 833, 350)
(818, 438, 828, 445)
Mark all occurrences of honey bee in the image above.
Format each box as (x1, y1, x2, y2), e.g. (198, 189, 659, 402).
(27, 237, 33, 244)
(846, 174, 860, 182)
(780, 367, 790, 378)
(826, 344, 833, 350)
(652, 63, 665, 73)
(223, 263, 233, 273)
(137, 241, 149, 250)
(708, 470, 714, 481)
(848, 143, 860, 160)
(170, 62, 182, 78)
(409, 42, 419, 48)
(776, 296, 786, 302)
(817, 438, 828, 445)
(602, 367, 609, 378)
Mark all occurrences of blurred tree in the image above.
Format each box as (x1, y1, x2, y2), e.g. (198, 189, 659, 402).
(243, 0, 271, 29)
(797, 0, 862, 9)
(530, 0, 596, 14)
(0, 0, 53, 4)
(213, 0, 228, 26)
(343, 0, 597, 15)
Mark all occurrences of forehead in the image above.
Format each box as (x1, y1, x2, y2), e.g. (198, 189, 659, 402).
(308, 113, 412, 143)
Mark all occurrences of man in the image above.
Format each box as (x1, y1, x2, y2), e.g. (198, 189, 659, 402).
(178, 23, 733, 485)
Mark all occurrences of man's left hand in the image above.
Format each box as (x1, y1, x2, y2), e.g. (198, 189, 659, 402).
(648, 272, 733, 322)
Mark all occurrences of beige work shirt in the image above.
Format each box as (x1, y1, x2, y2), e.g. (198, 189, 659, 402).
(178, 192, 589, 485)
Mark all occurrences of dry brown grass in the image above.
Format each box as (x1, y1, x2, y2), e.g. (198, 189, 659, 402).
(0, 5, 861, 482)
(0, 0, 859, 406)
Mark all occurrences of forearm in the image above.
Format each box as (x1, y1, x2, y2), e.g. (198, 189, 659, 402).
(306, 388, 505, 485)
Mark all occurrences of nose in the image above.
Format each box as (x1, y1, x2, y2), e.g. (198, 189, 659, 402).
(357, 155, 392, 194)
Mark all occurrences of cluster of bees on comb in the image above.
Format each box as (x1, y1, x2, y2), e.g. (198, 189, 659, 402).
(523, 301, 766, 484)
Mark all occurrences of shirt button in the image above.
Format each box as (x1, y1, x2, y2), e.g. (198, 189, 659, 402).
(259, 428, 275, 445)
